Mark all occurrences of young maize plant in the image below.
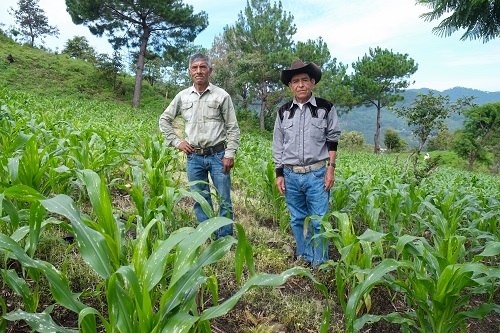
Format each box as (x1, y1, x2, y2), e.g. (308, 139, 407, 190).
(1, 170, 331, 333)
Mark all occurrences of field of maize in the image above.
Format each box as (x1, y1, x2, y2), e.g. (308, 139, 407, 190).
(1, 87, 499, 333)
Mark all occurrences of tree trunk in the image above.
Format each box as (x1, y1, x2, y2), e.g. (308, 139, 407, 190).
(374, 105, 382, 153)
(259, 79, 268, 131)
(132, 29, 151, 108)
(468, 152, 477, 172)
(260, 101, 267, 130)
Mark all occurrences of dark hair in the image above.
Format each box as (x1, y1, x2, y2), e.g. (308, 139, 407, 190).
(189, 53, 211, 67)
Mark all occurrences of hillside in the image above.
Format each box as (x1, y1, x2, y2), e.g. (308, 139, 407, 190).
(1, 30, 499, 147)
(0, 31, 166, 112)
(340, 87, 500, 146)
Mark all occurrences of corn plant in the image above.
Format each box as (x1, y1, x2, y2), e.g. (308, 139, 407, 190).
(379, 179, 409, 234)
(64, 128, 133, 181)
(0, 183, 94, 332)
(130, 134, 180, 197)
(354, 236, 500, 333)
(322, 212, 392, 320)
(1, 169, 331, 332)
(259, 161, 288, 232)
(113, 165, 212, 230)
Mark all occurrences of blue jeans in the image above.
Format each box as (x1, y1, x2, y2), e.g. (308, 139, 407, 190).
(186, 150, 233, 238)
(284, 166, 329, 267)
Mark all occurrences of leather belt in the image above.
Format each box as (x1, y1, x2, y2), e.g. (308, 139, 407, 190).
(285, 160, 325, 174)
(192, 142, 226, 155)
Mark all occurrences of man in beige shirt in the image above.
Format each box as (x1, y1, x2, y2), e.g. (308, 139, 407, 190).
(159, 53, 240, 238)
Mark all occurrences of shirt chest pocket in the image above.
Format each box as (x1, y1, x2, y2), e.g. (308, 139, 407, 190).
(181, 102, 194, 120)
(282, 120, 295, 143)
(310, 118, 326, 141)
(205, 101, 222, 121)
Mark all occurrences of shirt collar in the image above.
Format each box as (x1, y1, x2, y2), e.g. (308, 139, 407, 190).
(291, 94, 316, 109)
(190, 82, 212, 95)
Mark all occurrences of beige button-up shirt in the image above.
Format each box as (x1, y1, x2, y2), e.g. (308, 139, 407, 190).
(159, 83, 240, 158)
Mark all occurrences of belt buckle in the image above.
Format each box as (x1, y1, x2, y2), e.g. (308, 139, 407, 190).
(292, 162, 323, 173)
(293, 166, 307, 173)
(194, 147, 207, 155)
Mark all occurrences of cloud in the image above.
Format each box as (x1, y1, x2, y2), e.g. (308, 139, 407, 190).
(1, 0, 499, 92)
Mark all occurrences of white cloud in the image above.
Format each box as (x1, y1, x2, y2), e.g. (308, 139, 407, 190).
(1, 0, 499, 92)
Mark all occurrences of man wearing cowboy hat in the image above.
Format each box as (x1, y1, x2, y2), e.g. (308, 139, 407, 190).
(272, 60, 341, 268)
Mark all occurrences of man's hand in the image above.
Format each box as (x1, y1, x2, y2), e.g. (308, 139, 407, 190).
(178, 141, 194, 154)
(324, 167, 335, 191)
(222, 157, 234, 174)
(276, 176, 286, 195)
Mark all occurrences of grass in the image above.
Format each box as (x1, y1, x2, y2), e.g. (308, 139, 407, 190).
(0, 30, 165, 112)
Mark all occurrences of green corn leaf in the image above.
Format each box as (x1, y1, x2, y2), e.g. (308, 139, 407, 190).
(113, 265, 153, 333)
(161, 313, 199, 333)
(79, 169, 121, 264)
(434, 265, 476, 305)
(78, 307, 112, 333)
(28, 201, 45, 257)
(234, 223, 245, 283)
(162, 236, 236, 317)
(3, 269, 37, 312)
(170, 217, 233, 287)
(160, 273, 206, 328)
(357, 229, 387, 242)
(457, 302, 500, 320)
(40, 194, 115, 278)
(3, 308, 78, 333)
(474, 241, 500, 261)
(142, 226, 193, 292)
(205, 275, 219, 306)
(0, 234, 96, 331)
(108, 272, 137, 333)
(354, 312, 415, 332)
(0, 194, 20, 232)
(346, 259, 403, 333)
(7, 157, 20, 183)
(186, 180, 216, 219)
(2, 132, 33, 155)
(440, 302, 500, 333)
(0, 296, 6, 333)
(132, 217, 156, 278)
(3, 184, 46, 202)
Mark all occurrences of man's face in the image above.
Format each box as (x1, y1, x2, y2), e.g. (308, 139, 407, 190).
(189, 60, 212, 86)
(288, 73, 315, 103)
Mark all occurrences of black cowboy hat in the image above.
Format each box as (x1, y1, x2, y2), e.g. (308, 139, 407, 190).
(280, 60, 322, 85)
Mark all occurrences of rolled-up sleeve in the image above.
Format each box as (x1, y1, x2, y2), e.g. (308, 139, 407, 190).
(222, 94, 240, 159)
(159, 95, 182, 148)
(272, 114, 285, 177)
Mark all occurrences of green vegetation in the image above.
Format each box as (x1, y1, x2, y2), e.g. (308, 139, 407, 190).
(349, 46, 418, 153)
(1, 22, 500, 333)
(65, 0, 208, 108)
(0, 31, 166, 112)
(416, 0, 500, 43)
(8, 0, 59, 47)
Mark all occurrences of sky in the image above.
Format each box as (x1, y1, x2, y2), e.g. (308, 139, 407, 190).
(1, 0, 499, 92)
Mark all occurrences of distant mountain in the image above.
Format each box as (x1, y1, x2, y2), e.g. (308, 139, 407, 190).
(339, 87, 500, 146)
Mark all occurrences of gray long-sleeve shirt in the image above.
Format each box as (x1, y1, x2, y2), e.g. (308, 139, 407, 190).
(272, 94, 340, 173)
(159, 83, 240, 159)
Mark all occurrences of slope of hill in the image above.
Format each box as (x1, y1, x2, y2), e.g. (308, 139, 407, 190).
(0, 31, 166, 111)
(340, 87, 500, 146)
